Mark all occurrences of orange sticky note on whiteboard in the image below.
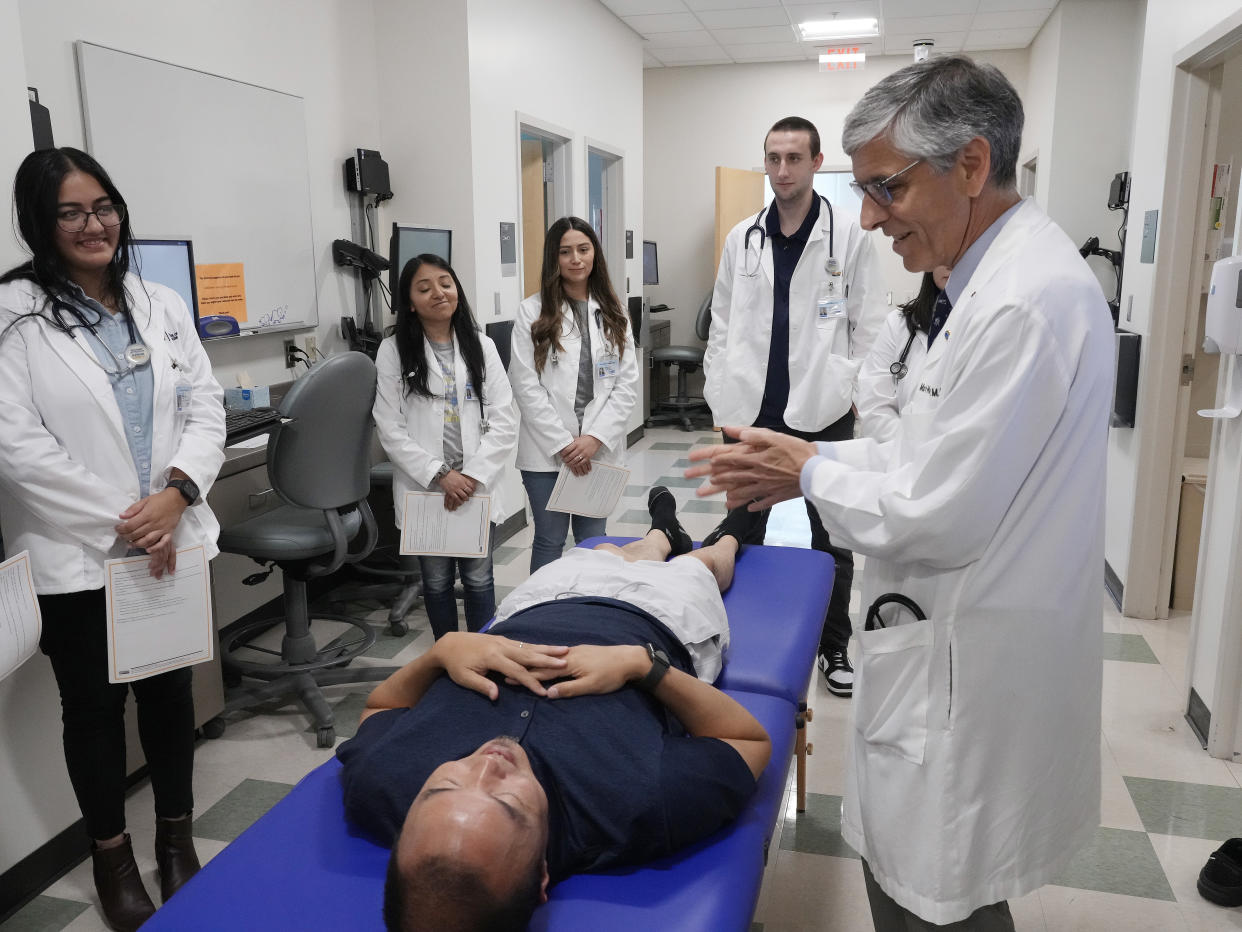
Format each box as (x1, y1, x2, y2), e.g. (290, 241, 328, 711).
(194, 263, 248, 322)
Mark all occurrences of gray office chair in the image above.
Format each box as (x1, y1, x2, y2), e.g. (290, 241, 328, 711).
(216, 352, 398, 747)
(647, 293, 713, 431)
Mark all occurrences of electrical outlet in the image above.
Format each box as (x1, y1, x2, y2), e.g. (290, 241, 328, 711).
(304, 335, 317, 360)
(283, 339, 298, 369)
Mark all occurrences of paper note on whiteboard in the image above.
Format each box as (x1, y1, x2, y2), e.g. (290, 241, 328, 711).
(195, 262, 248, 322)
(546, 463, 630, 519)
(0, 551, 41, 683)
(400, 492, 492, 557)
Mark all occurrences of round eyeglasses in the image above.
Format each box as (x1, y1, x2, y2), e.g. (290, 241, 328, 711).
(56, 204, 126, 233)
(849, 160, 923, 206)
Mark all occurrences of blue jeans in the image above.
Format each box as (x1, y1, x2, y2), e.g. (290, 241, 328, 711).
(522, 470, 607, 573)
(419, 524, 496, 639)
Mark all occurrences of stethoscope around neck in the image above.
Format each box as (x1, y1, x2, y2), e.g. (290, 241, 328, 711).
(742, 194, 836, 278)
(891, 329, 918, 382)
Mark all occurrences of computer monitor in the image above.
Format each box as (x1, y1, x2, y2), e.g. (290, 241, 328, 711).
(389, 224, 453, 302)
(642, 240, 659, 286)
(130, 237, 199, 324)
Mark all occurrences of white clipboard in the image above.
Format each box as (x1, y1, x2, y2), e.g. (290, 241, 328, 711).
(546, 463, 630, 519)
(400, 492, 492, 557)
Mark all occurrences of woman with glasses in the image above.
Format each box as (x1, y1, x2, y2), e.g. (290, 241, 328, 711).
(0, 148, 225, 931)
(372, 254, 517, 637)
(509, 217, 637, 572)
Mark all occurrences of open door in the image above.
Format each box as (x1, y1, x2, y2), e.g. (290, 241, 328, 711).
(715, 166, 764, 275)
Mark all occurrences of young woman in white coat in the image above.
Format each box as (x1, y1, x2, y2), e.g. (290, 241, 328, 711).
(0, 148, 225, 931)
(509, 217, 637, 572)
(854, 267, 946, 442)
(373, 255, 517, 638)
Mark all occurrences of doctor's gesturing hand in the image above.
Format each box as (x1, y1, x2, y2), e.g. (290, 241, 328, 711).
(685, 426, 817, 510)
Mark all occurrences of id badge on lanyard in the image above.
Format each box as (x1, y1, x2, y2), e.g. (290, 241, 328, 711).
(175, 379, 193, 414)
(596, 353, 618, 380)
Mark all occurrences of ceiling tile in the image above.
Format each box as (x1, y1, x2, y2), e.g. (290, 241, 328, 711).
(963, 26, 1038, 47)
(696, 7, 792, 28)
(644, 28, 721, 46)
(683, 0, 783, 10)
(622, 12, 703, 32)
(879, 0, 978, 16)
(643, 50, 667, 67)
(885, 14, 973, 33)
(973, 0, 1055, 10)
(598, 0, 691, 16)
(781, 0, 880, 16)
(710, 24, 800, 43)
(882, 31, 968, 53)
(656, 48, 736, 64)
(720, 41, 810, 57)
(971, 8, 1054, 30)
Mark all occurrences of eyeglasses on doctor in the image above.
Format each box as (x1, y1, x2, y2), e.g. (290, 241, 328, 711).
(56, 203, 126, 232)
(850, 160, 923, 206)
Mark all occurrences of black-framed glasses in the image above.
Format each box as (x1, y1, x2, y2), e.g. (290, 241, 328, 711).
(56, 204, 126, 233)
(849, 160, 922, 206)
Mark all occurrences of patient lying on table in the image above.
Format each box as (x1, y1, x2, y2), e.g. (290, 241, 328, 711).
(336, 489, 770, 932)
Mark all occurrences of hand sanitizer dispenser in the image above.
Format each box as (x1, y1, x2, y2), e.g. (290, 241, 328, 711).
(1204, 254, 1242, 354)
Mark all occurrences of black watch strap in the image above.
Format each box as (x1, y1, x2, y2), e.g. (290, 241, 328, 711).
(634, 643, 670, 693)
(166, 477, 199, 505)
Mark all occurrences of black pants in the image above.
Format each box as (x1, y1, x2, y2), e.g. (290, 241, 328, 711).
(39, 589, 196, 840)
(730, 411, 856, 653)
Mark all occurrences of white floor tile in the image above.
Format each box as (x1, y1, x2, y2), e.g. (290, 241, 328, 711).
(1038, 884, 1190, 931)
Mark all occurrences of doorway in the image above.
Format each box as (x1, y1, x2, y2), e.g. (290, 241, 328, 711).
(518, 121, 571, 300)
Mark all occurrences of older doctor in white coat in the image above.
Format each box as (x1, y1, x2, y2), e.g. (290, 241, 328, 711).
(510, 217, 638, 573)
(373, 254, 517, 638)
(0, 148, 224, 932)
(689, 57, 1112, 930)
(706, 116, 888, 698)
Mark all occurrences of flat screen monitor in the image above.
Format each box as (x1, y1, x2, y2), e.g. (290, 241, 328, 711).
(642, 240, 658, 286)
(130, 237, 199, 324)
(390, 224, 452, 302)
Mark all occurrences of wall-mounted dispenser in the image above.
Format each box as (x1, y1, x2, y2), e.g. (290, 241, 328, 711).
(1204, 254, 1242, 354)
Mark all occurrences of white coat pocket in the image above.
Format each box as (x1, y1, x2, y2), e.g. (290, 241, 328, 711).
(854, 618, 935, 765)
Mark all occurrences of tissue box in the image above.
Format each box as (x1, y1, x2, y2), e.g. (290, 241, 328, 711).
(224, 386, 272, 410)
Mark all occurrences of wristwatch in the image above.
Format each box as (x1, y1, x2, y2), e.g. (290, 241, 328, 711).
(166, 477, 200, 505)
(634, 643, 670, 693)
(432, 462, 451, 484)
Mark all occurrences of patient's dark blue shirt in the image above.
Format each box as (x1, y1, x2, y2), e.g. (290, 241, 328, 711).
(336, 598, 756, 882)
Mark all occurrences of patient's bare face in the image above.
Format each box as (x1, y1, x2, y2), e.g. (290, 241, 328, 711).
(398, 737, 549, 893)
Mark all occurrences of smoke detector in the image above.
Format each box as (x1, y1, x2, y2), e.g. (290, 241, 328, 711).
(913, 40, 934, 62)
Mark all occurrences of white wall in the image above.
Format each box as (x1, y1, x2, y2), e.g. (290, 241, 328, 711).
(643, 50, 1029, 346)
(15, 0, 384, 389)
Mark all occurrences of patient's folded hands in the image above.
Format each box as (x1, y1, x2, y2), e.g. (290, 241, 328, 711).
(434, 632, 568, 701)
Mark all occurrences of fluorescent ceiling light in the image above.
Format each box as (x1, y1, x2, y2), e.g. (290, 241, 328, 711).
(799, 18, 879, 40)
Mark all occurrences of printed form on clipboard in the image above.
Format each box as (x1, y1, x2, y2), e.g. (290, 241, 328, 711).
(547, 463, 630, 519)
(401, 492, 492, 558)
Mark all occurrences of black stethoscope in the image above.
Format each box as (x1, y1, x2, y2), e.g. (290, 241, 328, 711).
(61, 297, 150, 375)
(742, 195, 835, 277)
(890, 329, 918, 382)
(550, 306, 604, 367)
(865, 592, 927, 631)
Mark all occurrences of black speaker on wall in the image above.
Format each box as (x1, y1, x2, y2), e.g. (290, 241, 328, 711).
(28, 87, 53, 150)
(1112, 330, 1140, 428)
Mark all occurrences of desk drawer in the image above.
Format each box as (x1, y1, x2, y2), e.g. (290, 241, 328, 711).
(207, 464, 285, 629)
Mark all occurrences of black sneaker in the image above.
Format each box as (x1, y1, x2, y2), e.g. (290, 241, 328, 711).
(700, 504, 766, 549)
(818, 648, 853, 697)
(1199, 837, 1242, 907)
(648, 486, 692, 556)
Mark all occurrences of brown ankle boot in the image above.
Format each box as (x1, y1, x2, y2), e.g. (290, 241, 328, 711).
(155, 815, 201, 902)
(91, 835, 156, 932)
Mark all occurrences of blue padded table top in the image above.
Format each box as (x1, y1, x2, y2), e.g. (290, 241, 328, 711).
(577, 537, 834, 706)
(143, 690, 796, 932)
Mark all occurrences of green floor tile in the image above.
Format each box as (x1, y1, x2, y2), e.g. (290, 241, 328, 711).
(363, 624, 421, 659)
(493, 545, 524, 567)
(617, 509, 653, 526)
(779, 792, 859, 859)
(1050, 826, 1175, 900)
(1101, 632, 1158, 663)
(650, 442, 693, 450)
(672, 458, 691, 468)
(681, 498, 727, 514)
(624, 484, 650, 497)
(654, 475, 702, 488)
(307, 690, 371, 741)
(1124, 775, 1242, 840)
(1, 895, 90, 931)
(193, 778, 294, 842)
(695, 434, 721, 445)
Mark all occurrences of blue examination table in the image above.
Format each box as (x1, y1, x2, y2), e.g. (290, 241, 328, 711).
(144, 543, 833, 931)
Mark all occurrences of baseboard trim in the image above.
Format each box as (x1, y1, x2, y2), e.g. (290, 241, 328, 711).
(495, 509, 527, 547)
(1104, 560, 1123, 611)
(1186, 687, 1211, 749)
(627, 424, 646, 447)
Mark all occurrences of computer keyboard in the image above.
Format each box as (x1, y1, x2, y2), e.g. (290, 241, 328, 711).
(224, 406, 283, 441)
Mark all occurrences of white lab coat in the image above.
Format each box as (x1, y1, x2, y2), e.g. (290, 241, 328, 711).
(704, 198, 887, 431)
(509, 294, 638, 471)
(373, 333, 519, 527)
(804, 200, 1112, 923)
(855, 309, 928, 443)
(0, 275, 225, 594)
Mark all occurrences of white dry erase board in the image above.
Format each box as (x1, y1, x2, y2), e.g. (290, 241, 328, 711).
(75, 41, 318, 337)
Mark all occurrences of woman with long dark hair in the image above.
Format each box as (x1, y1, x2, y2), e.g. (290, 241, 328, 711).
(855, 266, 949, 442)
(373, 254, 517, 636)
(0, 148, 225, 930)
(509, 217, 638, 572)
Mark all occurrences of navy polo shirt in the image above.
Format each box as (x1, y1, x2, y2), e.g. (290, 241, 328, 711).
(336, 598, 756, 883)
(756, 195, 821, 428)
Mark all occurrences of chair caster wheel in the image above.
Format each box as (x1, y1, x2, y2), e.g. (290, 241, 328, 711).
(388, 621, 408, 637)
(316, 726, 336, 748)
(201, 717, 226, 739)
